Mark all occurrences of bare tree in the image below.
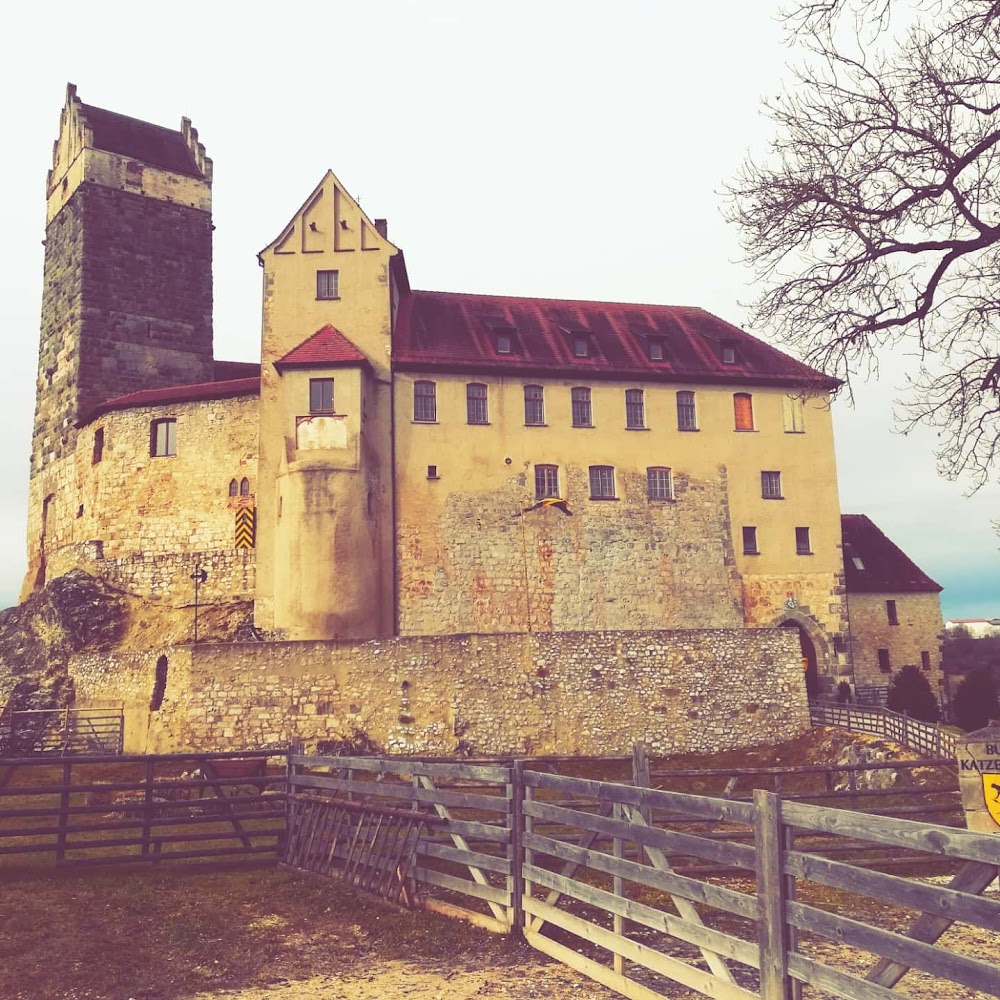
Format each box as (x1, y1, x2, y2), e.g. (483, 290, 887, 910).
(727, 0, 1000, 485)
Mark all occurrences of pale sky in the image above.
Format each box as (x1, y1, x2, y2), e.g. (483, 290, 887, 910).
(0, 0, 996, 618)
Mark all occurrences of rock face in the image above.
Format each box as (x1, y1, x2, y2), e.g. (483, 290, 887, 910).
(0, 571, 128, 714)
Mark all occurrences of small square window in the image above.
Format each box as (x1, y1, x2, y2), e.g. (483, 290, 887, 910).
(589, 465, 616, 499)
(150, 418, 176, 458)
(877, 648, 891, 673)
(742, 526, 758, 555)
(427, 465, 439, 480)
(795, 526, 811, 554)
(761, 471, 782, 499)
(851, 555, 866, 570)
(535, 464, 559, 500)
(309, 378, 334, 414)
(316, 270, 339, 300)
(646, 467, 673, 501)
(886, 599, 899, 625)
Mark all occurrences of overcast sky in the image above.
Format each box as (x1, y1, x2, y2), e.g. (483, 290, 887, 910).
(1, 0, 996, 619)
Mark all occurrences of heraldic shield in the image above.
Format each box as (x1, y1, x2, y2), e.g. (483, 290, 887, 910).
(984, 771, 1000, 828)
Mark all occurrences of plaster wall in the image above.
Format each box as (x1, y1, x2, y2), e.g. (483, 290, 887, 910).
(71, 627, 809, 757)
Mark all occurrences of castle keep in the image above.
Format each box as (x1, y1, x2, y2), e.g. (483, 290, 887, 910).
(16, 87, 946, 754)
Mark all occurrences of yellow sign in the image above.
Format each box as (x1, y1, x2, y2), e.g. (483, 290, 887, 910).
(984, 772, 1000, 828)
(235, 507, 256, 549)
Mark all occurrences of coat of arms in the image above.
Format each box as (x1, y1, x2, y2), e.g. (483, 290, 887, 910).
(984, 770, 1000, 828)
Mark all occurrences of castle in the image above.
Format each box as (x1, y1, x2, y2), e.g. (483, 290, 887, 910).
(18, 86, 946, 754)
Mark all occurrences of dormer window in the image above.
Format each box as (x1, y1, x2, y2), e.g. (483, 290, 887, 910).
(485, 320, 517, 356)
(496, 333, 513, 355)
(721, 341, 737, 365)
(573, 335, 589, 358)
(648, 339, 664, 361)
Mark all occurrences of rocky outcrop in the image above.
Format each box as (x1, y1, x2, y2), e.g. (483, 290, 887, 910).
(0, 570, 128, 714)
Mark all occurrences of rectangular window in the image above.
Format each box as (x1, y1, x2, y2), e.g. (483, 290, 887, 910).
(524, 385, 545, 425)
(648, 339, 664, 361)
(877, 648, 891, 673)
(413, 381, 437, 422)
(646, 467, 673, 500)
(625, 389, 645, 429)
(589, 465, 616, 499)
(783, 395, 805, 433)
(535, 464, 559, 500)
(316, 270, 339, 300)
(742, 526, 758, 555)
(571, 387, 592, 427)
(573, 335, 589, 358)
(150, 418, 176, 458)
(495, 332, 514, 355)
(734, 392, 754, 430)
(761, 471, 782, 499)
(676, 391, 697, 431)
(886, 599, 899, 625)
(921, 650, 931, 671)
(722, 342, 737, 365)
(427, 465, 439, 479)
(92, 427, 104, 465)
(466, 383, 489, 424)
(795, 526, 811, 554)
(309, 378, 334, 414)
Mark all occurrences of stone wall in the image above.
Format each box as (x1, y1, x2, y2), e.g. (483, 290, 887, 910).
(71, 627, 809, 756)
(848, 591, 945, 699)
(25, 393, 258, 603)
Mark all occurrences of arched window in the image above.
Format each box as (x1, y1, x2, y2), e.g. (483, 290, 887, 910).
(150, 655, 168, 711)
(240, 477, 250, 496)
(228, 479, 238, 497)
(734, 393, 754, 431)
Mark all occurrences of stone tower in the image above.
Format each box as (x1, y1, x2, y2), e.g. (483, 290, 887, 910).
(25, 84, 215, 594)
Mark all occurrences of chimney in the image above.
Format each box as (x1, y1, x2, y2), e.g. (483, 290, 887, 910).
(375, 218, 388, 239)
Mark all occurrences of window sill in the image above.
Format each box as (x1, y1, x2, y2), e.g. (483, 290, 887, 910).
(427, 475, 440, 481)
(316, 296, 341, 301)
(743, 550, 760, 556)
(734, 428, 758, 433)
(677, 427, 700, 432)
(412, 419, 439, 425)
(525, 423, 548, 428)
(572, 424, 595, 429)
(648, 497, 676, 504)
(796, 551, 813, 556)
(762, 496, 784, 501)
(784, 430, 806, 435)
(590, 496, 619, 501)
(467, 422, 491, 427)
(626, 426, 650, 431)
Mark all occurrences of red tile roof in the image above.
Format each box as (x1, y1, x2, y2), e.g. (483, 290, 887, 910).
(86, 377, 260, 421)
(80, 103, 204, 177)
(392, 290, 839, 387)
(841, 514, 942, 594)
(275, 325, 369, 369)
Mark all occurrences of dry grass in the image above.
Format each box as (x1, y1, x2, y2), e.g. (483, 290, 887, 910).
(0, 865, 523, 1000)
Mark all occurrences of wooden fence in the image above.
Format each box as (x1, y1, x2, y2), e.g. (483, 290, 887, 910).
(810, 702, 957, 758)
(0, 750, 285, 867)
(284, 753, 516, 931)
(0, 707, 125, 756)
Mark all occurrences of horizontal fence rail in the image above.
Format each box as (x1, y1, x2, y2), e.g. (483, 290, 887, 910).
(0, 708, 125, 756)
(810, 703, 958, 758)
(0, 750, 285, 867)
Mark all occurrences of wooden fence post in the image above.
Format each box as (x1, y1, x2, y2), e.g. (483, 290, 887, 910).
(631, 741, 651, 824)
(509, 759, 525, 938)
(754, 788, 792, 1000)
(56, 760, 71, 863)
(141, 758, 155, 857)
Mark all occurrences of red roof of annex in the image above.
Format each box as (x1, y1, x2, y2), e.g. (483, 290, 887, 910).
(275, 325, 368, 369)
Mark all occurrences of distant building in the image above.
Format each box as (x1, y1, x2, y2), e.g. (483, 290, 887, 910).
(944, 619, 1000, 639)
(842, 514, 945, 701)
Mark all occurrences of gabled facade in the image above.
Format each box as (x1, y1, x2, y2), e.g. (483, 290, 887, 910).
(24, 88, 885, 699)
(842, 514, 945, 699)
